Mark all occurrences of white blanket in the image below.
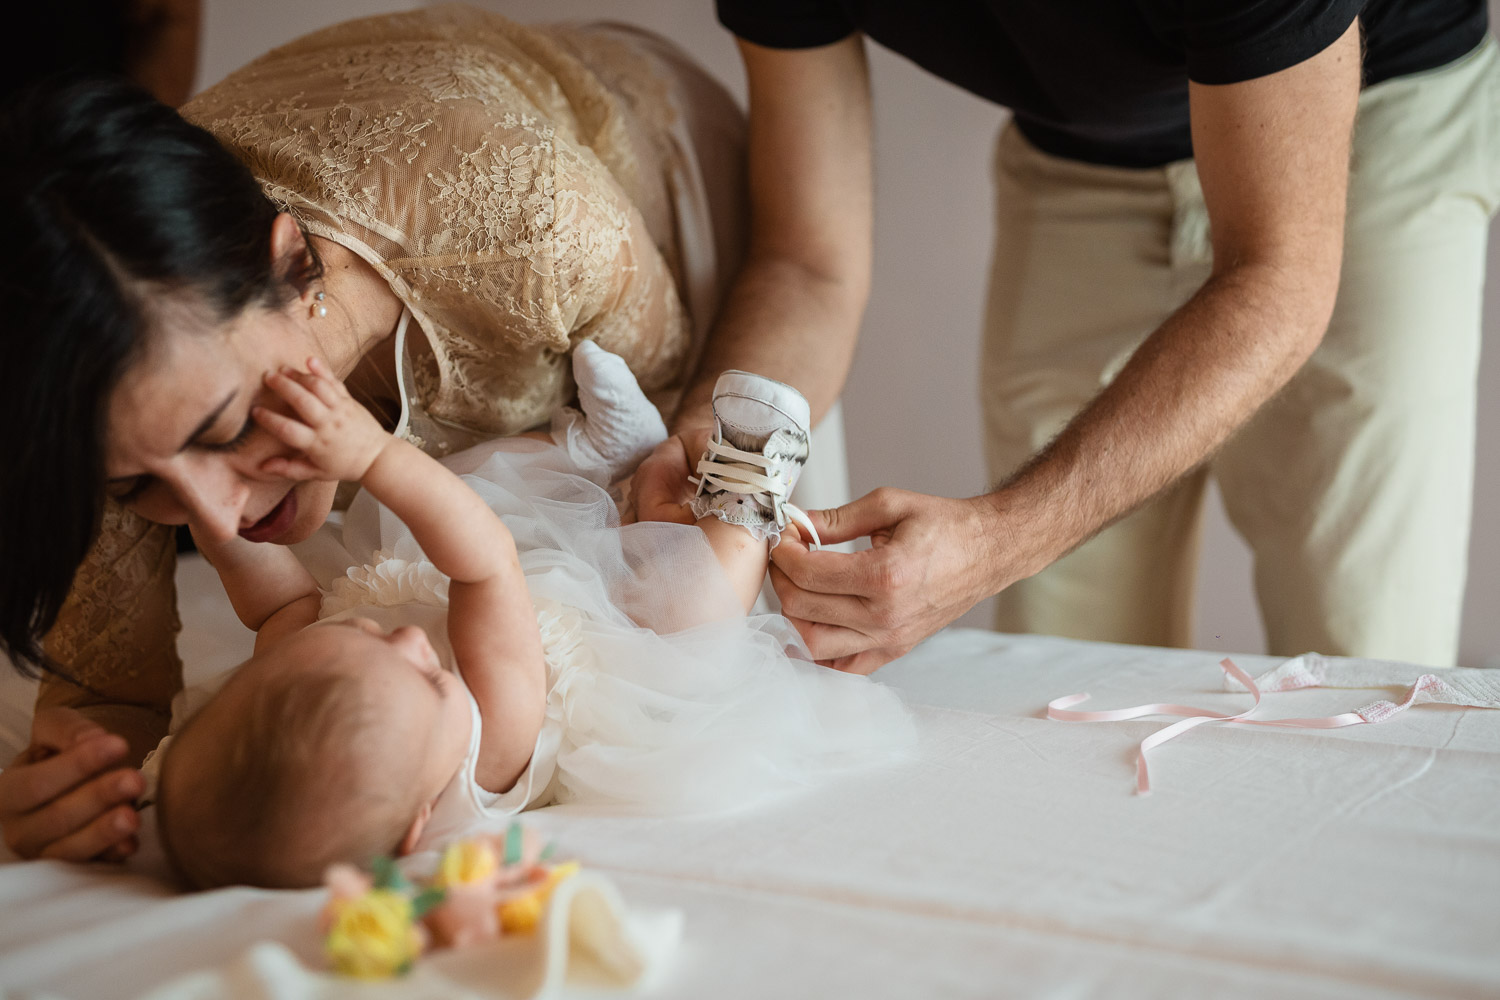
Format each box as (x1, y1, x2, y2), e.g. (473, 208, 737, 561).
(2, 570, 1496, 997)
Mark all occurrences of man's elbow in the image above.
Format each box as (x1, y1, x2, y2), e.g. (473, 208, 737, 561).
(1220, 245, 1343, 366)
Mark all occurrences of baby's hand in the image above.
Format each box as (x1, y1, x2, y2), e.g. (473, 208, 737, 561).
(254, 357, 391, 483)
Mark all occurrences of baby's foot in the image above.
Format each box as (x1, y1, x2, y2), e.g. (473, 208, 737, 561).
(565, 340, 668, 475)
(689, 371, 820, 547)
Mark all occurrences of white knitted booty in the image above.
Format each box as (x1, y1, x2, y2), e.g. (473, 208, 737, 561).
(560, 340, 668, 477)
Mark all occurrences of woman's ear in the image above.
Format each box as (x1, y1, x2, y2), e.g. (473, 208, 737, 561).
(398, 801, 434, 856)
(268, 213, 316, 295)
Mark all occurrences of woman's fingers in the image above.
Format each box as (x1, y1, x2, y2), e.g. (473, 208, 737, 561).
(37, 803, 141, 863)
(0, 738, 141, 859)
(1, 731, 125, 816)
(0, 709, 141, 861)
(96, 835, 140, 863)
(23, 706, 111, 759)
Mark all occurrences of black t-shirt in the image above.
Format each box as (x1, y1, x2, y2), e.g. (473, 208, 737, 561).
(716, 0, 1489, 167)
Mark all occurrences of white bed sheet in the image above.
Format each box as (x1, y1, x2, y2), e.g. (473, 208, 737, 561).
(1, 558, 1496, 999)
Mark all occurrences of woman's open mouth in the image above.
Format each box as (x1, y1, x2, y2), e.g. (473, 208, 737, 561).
(238, 490, 298, 543)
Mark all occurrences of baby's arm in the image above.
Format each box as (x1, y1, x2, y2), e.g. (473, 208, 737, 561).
(255, 361, 546, 793)
(189, 528, 320, 652)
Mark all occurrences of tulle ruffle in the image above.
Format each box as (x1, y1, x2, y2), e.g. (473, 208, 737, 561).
(328, 435, 915, 816)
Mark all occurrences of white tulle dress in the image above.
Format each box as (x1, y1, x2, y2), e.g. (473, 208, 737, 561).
(315, 434, 915, 848)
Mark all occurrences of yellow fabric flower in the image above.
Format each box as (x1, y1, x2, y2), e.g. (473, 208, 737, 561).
(498, 862, 580, 934)
(324, 888, 424, 979)
(435, 839, 500, 889)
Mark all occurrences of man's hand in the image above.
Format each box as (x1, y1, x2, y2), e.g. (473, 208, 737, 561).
(628, 428, 713, 526)
(0, 707, 144, 861)
(769, 488, 1020, 674)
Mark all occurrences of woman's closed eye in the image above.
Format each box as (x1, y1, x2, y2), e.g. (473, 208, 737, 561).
(104, 415, 253, 503)
(106, 475, 152, 504)
(200, 414, 256, 454)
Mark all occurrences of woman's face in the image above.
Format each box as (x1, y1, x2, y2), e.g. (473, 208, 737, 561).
(103, 293, 342, 546)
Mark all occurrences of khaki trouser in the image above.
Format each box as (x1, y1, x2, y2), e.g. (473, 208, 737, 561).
(982, 40, 1500, 667)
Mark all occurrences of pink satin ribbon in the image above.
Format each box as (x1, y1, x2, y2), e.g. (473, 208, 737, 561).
(1047, 658, 1445, 794)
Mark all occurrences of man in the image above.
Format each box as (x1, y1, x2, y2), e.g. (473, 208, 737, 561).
(635, 1, 1495, 672)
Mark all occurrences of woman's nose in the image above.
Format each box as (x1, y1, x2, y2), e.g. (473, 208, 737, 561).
(169, 460, 250, 544)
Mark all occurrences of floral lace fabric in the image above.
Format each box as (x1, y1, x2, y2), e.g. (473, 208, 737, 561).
(39, 7, 702, 755)
(182, 6, 692, 439)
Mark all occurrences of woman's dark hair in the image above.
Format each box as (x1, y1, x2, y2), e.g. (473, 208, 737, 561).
(0, 78, 319, 676)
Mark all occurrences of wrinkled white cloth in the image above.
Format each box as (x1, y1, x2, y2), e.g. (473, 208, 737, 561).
(7, 630, 1500, 999)
(319, 433, 914, 844)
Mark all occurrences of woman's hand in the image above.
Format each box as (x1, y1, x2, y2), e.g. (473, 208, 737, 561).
(253, 357, 392, 483)
(0, 707, 144, 861)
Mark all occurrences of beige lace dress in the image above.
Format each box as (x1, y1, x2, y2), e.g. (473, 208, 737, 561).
(38, 6, 729, 760)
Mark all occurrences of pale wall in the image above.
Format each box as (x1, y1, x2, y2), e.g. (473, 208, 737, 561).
(196, 0, 1499, 666)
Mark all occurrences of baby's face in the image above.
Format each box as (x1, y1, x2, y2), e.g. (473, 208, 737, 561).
(253, 619, 474, 798)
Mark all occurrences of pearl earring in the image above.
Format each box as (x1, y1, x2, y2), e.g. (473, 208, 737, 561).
(310, 291, 328, 319)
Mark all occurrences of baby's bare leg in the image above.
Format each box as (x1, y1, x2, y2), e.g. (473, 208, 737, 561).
(696, 516, 772, 614)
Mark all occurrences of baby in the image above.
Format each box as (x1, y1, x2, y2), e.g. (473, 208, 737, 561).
(156, 344, 910, 889)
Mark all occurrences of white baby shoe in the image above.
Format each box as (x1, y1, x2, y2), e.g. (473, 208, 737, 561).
(558, 340, 668, 477)
(689, 371, 821, 547)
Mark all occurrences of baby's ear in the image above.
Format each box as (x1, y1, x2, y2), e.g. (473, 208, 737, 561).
(397, 801, 434, 856)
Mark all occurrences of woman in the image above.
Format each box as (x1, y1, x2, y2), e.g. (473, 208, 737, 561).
(0, 6, 746, 863)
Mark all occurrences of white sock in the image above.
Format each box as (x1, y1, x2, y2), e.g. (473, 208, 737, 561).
(565, 340, 668, 475)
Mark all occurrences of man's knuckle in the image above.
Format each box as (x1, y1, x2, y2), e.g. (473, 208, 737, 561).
(870, 558, 907, 594)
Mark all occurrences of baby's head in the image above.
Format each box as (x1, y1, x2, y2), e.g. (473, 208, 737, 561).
(157, 618, 471, 889)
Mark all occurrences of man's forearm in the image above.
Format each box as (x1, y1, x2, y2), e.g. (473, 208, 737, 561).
(676, 35, 874, 433)
(674, 253, 867, 432)
(979, 261, 1336, 589)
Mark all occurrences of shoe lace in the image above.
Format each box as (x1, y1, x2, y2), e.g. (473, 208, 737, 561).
(690, 437, 822, 548)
